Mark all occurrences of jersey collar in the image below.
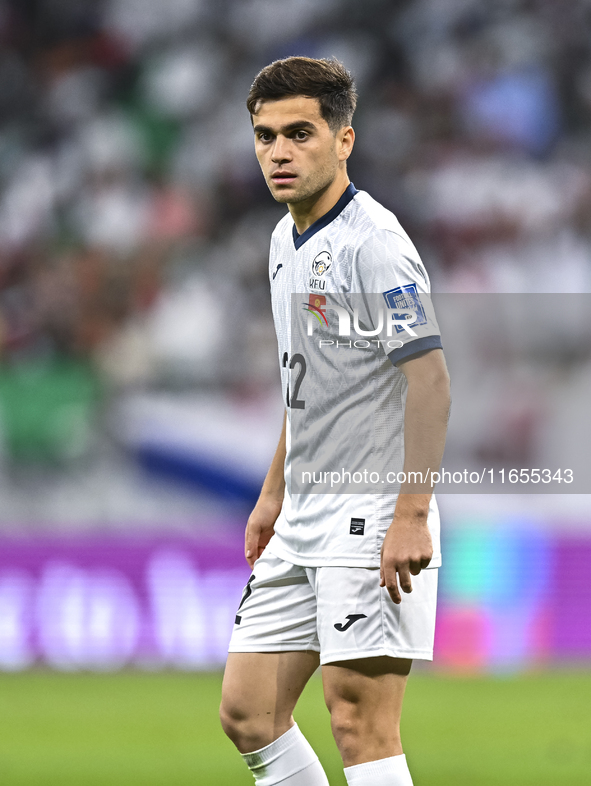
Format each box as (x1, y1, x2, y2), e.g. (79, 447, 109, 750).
(292, 182, 358, 250)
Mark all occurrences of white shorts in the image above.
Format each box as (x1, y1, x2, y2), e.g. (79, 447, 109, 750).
(228, 551, 438, 665)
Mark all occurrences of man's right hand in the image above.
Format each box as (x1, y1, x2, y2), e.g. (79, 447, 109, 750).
(245, 496, 282, 569)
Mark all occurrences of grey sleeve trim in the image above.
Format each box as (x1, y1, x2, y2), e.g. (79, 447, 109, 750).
(387, 335, 443, 366)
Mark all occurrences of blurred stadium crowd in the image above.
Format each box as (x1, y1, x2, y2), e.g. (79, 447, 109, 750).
(1, 0, 591, 524)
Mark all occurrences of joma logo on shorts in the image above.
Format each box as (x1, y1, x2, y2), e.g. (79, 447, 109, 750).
(334, 614, 368, 632)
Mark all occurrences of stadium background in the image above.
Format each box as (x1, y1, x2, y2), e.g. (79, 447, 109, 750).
(0, 0, 590, 784)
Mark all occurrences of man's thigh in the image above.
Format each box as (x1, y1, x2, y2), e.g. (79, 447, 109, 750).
(322, 655, 411, 717)
(223, 552, 322, 750)
(221, 650, 320, 751)
(321, 655, 411, 765)
(315, 566, 437, 765)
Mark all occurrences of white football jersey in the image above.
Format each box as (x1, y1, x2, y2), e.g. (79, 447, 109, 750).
(267, 184, 443, 568)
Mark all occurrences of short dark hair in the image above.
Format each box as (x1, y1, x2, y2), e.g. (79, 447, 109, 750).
(247, 56, 357, 132)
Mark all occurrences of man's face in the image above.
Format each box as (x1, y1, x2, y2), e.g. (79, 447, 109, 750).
(252, 96, 351, 205)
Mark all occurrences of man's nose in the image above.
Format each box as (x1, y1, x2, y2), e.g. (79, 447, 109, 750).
(271, 137, 292, 163)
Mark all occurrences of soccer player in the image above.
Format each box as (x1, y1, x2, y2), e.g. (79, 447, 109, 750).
(220, 57, 451, 786)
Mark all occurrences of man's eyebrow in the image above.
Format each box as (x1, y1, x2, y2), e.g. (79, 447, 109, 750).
(253, 120, 317, 134)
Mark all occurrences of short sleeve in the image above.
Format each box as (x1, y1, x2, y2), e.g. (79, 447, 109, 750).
(352, 228, 442, 366)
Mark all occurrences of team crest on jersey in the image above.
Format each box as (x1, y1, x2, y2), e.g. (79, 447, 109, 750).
(312, 251, 331, 277)
(309, 251, 331, 291)
(383, 283, 428, 333)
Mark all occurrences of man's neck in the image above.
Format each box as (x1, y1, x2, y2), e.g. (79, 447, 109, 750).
(289, 172, 351, 236)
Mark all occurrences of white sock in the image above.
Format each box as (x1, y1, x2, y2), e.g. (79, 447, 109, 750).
(241, 722, 329, 785)
(344, 753, 413, 785)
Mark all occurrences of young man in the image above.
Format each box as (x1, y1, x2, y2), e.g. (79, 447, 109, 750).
(220, 57, 450, 786)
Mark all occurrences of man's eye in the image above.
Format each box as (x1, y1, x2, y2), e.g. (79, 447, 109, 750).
(295, 131, 308, 140)
(258, 133, 272, 142)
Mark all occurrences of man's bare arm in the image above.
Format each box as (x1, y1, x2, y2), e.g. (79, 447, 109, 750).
(245, 411, 287, 569)
(380, 348, 451, 604)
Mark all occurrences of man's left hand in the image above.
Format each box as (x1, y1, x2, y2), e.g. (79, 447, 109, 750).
(380, 514, 433, 604)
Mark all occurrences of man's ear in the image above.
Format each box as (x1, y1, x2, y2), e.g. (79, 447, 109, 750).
(338, 126, 355, 162)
